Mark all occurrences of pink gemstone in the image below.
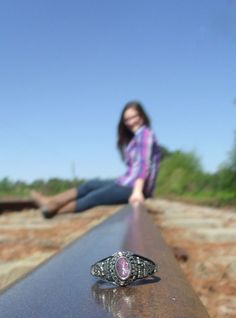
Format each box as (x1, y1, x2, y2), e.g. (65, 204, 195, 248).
(115, 256, 131, 280)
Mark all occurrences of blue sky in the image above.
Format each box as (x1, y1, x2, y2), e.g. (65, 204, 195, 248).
(0, 0, 236, 182)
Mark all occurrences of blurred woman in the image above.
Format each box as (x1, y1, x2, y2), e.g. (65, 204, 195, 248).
(31, 101, 160, 218)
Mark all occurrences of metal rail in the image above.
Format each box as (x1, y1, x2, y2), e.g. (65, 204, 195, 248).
(0, 204, 210, 318)
(0, 199, 37, 212)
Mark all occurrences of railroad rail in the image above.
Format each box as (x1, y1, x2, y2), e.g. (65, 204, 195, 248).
(0, 204, 210, 317)
(0, 199, 37, 213)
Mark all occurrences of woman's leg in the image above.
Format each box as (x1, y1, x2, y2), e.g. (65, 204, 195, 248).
(55, 183, 132, 215)
(31, 179, 115, 213)
(56, 200, 77, 213)
(75, 179, 115, 199)
(31, 188, 77, 212)
(74, 183, 132, 213)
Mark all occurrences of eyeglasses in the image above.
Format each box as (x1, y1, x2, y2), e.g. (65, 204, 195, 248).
(123, 114, 139, 123)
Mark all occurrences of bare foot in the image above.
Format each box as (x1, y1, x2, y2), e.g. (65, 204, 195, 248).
(30, 191, 57, 212)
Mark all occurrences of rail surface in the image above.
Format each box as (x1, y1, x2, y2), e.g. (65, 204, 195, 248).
(0, 204, 210, 318)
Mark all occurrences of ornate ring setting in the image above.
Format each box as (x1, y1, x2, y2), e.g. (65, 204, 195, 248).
(90, 251, 158, 287)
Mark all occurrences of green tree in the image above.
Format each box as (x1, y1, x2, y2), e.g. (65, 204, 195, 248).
(228, 131, 236, 172)
(215, 131, 236, 192)
(156, 150, 202, 195)
(159, 145, 172, 161)
(0, 177, 14, 193)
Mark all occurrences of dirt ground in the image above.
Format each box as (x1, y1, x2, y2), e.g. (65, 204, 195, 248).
(146, 199, 236, 318)
(0, 199, 236, 317)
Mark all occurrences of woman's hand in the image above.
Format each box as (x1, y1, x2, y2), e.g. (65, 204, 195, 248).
(129, 190, 145, 205)
(129, 178, 145, 205)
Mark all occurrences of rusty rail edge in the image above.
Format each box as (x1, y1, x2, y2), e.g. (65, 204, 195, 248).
(0, 204, 210, 318)
(0, 200, 37, 213)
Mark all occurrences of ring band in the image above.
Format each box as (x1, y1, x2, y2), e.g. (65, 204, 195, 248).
(91, 251, 158, 287)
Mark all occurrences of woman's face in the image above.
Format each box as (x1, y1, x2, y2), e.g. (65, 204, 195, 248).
(123, 107, 144, 133)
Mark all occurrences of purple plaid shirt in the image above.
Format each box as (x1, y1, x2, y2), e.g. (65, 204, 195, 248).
(115, 125, 160, 196)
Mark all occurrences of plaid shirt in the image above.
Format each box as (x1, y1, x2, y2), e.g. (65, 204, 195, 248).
(115, 125, 160, 196)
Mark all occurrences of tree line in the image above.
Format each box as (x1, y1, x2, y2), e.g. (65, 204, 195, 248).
(156, 132, 236, 206)
(1, 133, 235, 206)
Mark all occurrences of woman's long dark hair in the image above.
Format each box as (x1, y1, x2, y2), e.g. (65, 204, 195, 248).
(117, 101, 151, 159)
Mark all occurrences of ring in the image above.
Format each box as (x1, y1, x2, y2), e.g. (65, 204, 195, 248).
(90, 251, 158, 287)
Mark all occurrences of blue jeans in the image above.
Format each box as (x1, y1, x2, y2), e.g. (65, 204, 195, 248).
(75, 179, 133, 212)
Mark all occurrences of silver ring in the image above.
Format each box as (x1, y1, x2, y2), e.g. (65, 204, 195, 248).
(91, 251, 158, 287)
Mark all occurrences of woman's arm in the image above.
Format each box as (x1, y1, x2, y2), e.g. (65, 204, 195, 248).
(129, 128, 154, 204)
(129, 178, 145, 204)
